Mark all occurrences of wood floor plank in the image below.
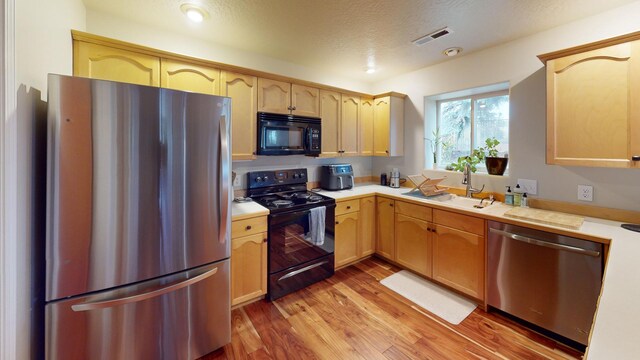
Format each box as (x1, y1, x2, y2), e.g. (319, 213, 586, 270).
(199, 257, 581, 360)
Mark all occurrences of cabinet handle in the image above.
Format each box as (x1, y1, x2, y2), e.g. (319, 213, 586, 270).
(632, 155, 640, 161)
(263, 238, 267, 243)
(346, 206, 351, 209)
(292, 106, 297, 110)
(287, 105, 292, 110)
(385, 150, 389, 154)
(389, 203, 394, 207)
(245, 225, 252, 230)
(335, 221, 340, 225)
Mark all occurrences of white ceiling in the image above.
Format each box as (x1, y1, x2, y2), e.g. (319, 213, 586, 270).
(82, 0, 636, 83)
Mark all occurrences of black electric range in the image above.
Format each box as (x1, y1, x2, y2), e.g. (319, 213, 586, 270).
(246, 168, 336, 301)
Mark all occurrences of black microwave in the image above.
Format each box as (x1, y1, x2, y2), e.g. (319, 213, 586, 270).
(257, 112, 321, 156)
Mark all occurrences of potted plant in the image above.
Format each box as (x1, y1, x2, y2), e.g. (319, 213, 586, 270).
(482, 137, 508, 175)
(446, 137, 508, 175)
(426, 128, 451, 169)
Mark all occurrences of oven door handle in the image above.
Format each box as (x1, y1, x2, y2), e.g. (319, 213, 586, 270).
(269, 208, 311, 221)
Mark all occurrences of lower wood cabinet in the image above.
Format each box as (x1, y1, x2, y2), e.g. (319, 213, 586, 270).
(359, 196, 376, 257)
(395, 213, 432, 277)
(231, 216, 268, 306)
(376, 197, 395, 260)
(335, 212, 360, 268)
(432, 218, 485, 301)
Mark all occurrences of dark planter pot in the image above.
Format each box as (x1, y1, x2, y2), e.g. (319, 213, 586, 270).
(485, 157, 508, 175)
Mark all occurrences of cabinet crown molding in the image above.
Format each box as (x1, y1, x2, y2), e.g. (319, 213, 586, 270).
(537, 30, 640, 64)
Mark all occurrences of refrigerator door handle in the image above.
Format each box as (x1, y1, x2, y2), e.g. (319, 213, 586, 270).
(71, 267, 218, 312)
(219, 114, 230, 245)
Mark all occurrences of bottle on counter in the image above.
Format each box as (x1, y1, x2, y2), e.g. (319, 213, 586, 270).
(513, 183, 522, 206)
(380, 173, 387, 186)
(521, 192, 528, 207)
(504, 186, 514, 205)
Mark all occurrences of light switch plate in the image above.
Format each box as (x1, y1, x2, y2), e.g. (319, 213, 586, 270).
(578, 185, 593, 202)
(517, 178, 537, 195)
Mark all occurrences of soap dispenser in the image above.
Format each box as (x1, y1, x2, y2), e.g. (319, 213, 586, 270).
(505, 186, 514, 205)
(513, 184, 522, 206)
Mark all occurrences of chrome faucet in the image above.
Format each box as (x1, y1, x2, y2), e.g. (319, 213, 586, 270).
(462, 163, 485, 198)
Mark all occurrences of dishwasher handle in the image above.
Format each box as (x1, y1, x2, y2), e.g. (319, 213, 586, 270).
(489, 228, 601, 257)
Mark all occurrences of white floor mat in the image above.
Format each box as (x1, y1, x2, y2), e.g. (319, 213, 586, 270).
(380, 270, 476, 325)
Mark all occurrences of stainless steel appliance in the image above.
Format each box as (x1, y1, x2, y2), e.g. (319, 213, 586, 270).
(320, 164, 354, 190)
(487, 221, 603, 345)
(246, 169, 336, 300)
(389, 168, 401, 188)
(257, 112, 321, 156)
(45, 74, 232, 359)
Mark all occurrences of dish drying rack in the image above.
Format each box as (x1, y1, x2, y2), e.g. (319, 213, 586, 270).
(407, 174, 449, 197)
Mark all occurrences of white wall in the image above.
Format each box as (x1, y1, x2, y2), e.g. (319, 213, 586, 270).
(232, 156, 372, 190)
(12, 0, 85, 358)
(85, 10, 372, 94)
(372, 1, 640, 211)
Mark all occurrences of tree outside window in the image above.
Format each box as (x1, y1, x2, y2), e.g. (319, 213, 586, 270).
(437, 92, 509, 169)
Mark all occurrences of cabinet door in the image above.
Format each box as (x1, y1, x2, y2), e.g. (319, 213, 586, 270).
(291, 84, 320, 117)
(376, 197, 395, 260)
(231, 233, 267, 305)
(547, 41, 640, 168)
(341, 95, 360, 156)
(320, 90, 341, 157)
(373, 97, 391, 156)
(257, 78, 291, 115)
(360, 98, 374, 156)
(335, 212, 359, 268)
(160, 59, 220, 95)
(221, 71, 258, 160)
(74, 42, 160, 86)
(395, 214, 432, 277)
(432, 224, 484, 300)
(359, 196, 376, 257)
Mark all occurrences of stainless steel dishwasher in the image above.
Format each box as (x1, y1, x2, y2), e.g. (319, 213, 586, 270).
(487, 221, 603, 345)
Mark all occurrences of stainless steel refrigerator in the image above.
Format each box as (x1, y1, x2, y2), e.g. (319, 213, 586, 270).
(45, 74, 231, 359)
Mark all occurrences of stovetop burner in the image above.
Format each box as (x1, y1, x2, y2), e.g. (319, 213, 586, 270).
(271, 199, 294, 207)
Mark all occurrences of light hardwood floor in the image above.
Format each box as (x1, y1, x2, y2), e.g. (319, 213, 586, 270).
(201, 257, 582, 360)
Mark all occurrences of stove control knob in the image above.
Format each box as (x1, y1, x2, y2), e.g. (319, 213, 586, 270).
(256, 176, 262, 182)
(293, 173, 299, 179)
(263, 176, 269, 181)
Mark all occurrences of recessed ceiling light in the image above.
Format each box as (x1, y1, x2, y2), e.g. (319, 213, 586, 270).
(366, 68, 376, 74)
(181, 3, 208, 23)
(443, 47, 463, 57)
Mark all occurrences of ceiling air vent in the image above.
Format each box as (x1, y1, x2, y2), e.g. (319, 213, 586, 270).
(412, 27, 453, 46)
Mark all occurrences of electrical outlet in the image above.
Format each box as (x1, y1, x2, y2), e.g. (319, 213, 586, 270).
(578, 185, 593, 202)
(233, 173, 241, 187)
(517, 178, 538, 195)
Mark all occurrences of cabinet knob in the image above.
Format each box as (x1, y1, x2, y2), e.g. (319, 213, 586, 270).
(632, 155, 640, 161)
(263, 238, 267, 243)
(389, 203, 394, 207)
(245, 225, 252, 230)
(292, 106, 297, 110)
(287, 105, 292, 110)
(335, 221, 339, 225)
(346, 206, 351, 209)
(385, 150, 389, 154)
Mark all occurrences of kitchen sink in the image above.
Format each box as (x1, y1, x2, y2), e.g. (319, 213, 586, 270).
(402, 191, 495, 210)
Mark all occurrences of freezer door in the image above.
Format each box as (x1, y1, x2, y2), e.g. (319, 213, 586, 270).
(46, 260, 230, 360)
(46, 75, 232, 300)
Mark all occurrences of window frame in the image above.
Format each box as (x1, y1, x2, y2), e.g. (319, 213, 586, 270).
(435, 89, 509, 171)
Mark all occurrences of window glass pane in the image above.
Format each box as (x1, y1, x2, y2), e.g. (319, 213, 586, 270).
(473, 95, 509, 156)
(439, 99, 471, 165)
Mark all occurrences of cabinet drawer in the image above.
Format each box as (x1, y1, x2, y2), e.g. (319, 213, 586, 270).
(232, 216, 267, 238)
(433, 210, 484, 236)
(395, 201, 432, 222)
(335, 199, 360, 215)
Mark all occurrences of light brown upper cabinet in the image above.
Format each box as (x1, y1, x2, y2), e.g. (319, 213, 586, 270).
(257, 78, 320, 117)
(160, 59, 220, 95)
(373, 94, 404, 157)
(340, 95, 360, 157)
(319, 90, 341, 157)
(539, 32, 640, 168)
(221, 71, 258, 160)
(359, 97, 374, 156)
(74, 42, 160, 86)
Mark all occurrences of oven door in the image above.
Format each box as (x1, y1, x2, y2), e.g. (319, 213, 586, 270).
(258, 120, 307, 155)
(268, 205, 335, 274)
